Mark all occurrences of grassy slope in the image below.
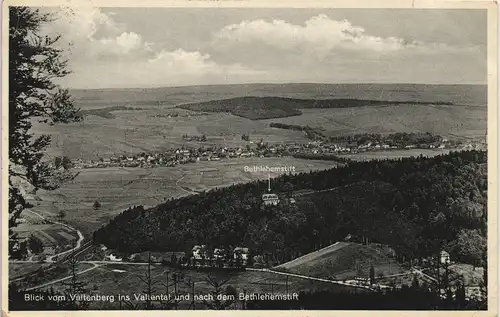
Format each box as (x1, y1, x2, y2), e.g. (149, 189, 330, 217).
(280, 242, 404, 280)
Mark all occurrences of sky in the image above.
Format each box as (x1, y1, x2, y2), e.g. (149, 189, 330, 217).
(41, 7, 487, 89)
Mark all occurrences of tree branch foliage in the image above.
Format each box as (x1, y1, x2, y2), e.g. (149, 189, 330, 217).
(9, 7, 82, 256)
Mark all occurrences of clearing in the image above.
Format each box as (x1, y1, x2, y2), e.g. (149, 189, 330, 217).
(276, 242, 405, 281)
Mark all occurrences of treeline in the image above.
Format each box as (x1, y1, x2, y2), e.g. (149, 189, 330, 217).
(269, 122, 324, 140)
(291, 153, 352, 163)
(246, 283, 485, 310)
(94, 150, 487, 267)
(178, 96, 453, 120)
(270, 122, 446, 146)
(330, 132, 444, 146)
(78, 106, 139, 119)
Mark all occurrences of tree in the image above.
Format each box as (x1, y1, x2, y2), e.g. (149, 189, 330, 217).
(170, 253, 177, 267)
(455, 281, 466, 309)
(9, 7, 82, 257)
(411, 275, 420, 290)
(28, 234, 44, 254)
(139, 252, 159, 310)
(451, 229, 486, 268)
(62, 156, 72, 169)
(369, 264, 375, 285)
(283, 182, 294, 198)
(58, 210, 66, 220)
(246, 250, 254, 267)
(93, 200, 101, 210)
(54, 156, 62, 169)
(202, 274, 235, 310)
(62, 255, 90, 309)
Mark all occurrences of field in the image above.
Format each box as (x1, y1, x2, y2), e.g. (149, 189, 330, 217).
(40, 264, 359, 309)
(277, 242, 405, 281)
(261, 104, 486, 141)
(32, 107, 309, 160)
(11, 210, 79, 252)
(32, 83, 486, 161)
(28, 157, 339, 236)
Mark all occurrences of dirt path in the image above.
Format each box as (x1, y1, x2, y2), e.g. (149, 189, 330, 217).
(246, 267, 389, 291)
(175, 174, 197, 195)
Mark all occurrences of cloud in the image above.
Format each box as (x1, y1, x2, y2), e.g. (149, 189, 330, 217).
(42, 7, 149, 61)
(213, 14, 481, 57)
(41, 9, 484, 87)
(65, 48, 266, 88)
(42, 7, 264, 88)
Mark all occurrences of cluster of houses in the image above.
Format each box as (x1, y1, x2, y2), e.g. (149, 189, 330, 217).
(72, 142, 280, 169)
(71, 136, 477, 169)
(191, 245, 250, 266)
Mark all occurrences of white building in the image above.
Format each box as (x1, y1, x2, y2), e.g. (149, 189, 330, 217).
(262, 193, 280, 206)
(440, 250, 451, 264)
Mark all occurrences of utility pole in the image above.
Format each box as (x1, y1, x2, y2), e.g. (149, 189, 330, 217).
(242, 289, 247, 310)
(286, 275, 289, 294)
(174, 273, 178, 310)
(436, 253, 441, 296)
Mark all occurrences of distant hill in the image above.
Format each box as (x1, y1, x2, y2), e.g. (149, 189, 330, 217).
(69, 83, 486, 108)
(177, 96, 455, 120)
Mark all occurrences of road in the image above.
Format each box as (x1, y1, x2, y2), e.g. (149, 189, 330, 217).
(24, 209, 85, 262)
(25, 263, 102, 291)
(411, 267, 438, 283)
(246, 268, 391, 291)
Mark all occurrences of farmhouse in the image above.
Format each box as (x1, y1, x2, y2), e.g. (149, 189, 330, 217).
(233, 247, 249, 265)
(192, 245, 206, 260)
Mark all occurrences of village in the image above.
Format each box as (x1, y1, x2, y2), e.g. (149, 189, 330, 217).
(71, 136, 484, 169)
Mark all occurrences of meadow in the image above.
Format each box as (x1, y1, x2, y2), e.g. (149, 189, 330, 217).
(41, 263, 358, 309)
(278, 242, 405, 281)
(11, 210, 79, 252)
(29, 158, 339, 236)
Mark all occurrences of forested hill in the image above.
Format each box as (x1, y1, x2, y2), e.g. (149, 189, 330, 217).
(177, 96, 454, 120)
(94, 150, 487, 266)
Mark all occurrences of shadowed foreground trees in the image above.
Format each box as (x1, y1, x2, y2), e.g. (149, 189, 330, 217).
(9, 6, 82, 257)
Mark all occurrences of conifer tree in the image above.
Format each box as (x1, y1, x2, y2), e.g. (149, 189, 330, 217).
(9, 7, 82, 256)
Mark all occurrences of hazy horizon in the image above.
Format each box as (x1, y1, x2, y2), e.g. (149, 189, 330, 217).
(69, 82, 487, 91)
(38, 7, 487, 89)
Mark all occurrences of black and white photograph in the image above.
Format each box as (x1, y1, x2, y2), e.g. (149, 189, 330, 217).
(3, 1, 497, 313)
